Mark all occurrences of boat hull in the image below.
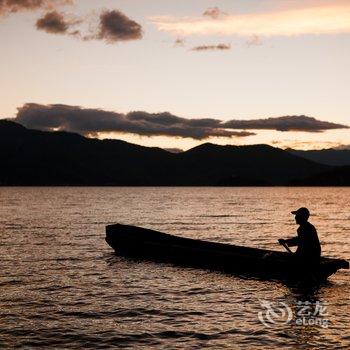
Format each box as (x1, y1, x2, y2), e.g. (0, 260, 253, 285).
(105, 224, 349, 282)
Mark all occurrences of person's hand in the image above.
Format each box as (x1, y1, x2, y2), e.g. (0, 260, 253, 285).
(278, 239, 286, 245)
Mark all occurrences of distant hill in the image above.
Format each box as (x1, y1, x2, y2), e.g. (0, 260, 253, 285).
(176, 143, 328, 185)
(292, 166, 350, 186)
(0, 120, 332, 186)
(287, 148, 350, 166)
(0, 120, 174, 185)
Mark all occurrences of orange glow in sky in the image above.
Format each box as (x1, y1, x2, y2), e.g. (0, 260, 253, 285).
(1, 0, 349, 150)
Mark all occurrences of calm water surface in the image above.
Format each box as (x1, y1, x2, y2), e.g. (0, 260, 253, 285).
(0, 187, 349, 349)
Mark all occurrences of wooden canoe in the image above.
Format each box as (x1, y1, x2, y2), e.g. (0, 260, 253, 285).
(106, 224, 349, 282)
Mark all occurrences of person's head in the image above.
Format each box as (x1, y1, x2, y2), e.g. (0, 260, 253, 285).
(291, 207, 310, 225)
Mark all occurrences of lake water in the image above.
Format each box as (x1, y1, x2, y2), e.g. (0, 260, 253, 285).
(0, 187, 349, 349)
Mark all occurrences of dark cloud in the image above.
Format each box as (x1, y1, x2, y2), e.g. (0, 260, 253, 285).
(223, 116, 349, 132)
(203, 7, 226, 19)
(14, 103, 254, 140)
(34, 8, 142, 44)
(0, 0, 71, 15)
(191, 44, 231, 51)
(14, 104, 347, 140)
(36, 10, 78, 34)
(97, 9, 142, 43)
(1, 2, 142, 45)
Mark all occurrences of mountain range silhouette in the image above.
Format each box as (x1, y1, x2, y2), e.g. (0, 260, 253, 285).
(1, 120, 349, 186)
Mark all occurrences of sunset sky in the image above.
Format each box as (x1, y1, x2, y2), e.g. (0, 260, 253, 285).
(1, 0, 349, 150)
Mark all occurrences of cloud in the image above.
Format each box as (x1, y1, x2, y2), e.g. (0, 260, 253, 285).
(223, 115, 349, 132)
(14, 104, 348, 140)
(332, 142, 350, 151)
(272, 140, 350, 150)
(191, 43, 231, 51)
(14, 103, 254, 140)
(34, 8, 143, 44)
(36, 10, 79, 34)
(2, 2, 143, 45)
(203, 7, 226, 20)
(334, 144, 350, 150)
(0, 0, 71, 15)
(97, 9, 142, 43)
(151, 2, 350, 37)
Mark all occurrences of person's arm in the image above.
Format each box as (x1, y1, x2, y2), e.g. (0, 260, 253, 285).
(285, 237, 299, 246)
(279, 237, 299, 247)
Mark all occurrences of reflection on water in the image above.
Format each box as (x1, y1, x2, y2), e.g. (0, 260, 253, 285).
(0, 187, 349, 349)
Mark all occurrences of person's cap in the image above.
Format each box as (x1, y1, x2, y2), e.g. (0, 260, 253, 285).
(291, 207, 310, 217)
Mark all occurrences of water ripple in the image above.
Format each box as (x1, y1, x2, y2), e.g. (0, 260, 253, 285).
(0, 187, 349, 349)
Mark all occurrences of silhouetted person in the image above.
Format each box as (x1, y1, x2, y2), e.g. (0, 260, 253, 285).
(279, 207, 321, 273)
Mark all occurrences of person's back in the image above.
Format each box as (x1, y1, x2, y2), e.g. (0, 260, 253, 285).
(295, 221, 321, 262)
